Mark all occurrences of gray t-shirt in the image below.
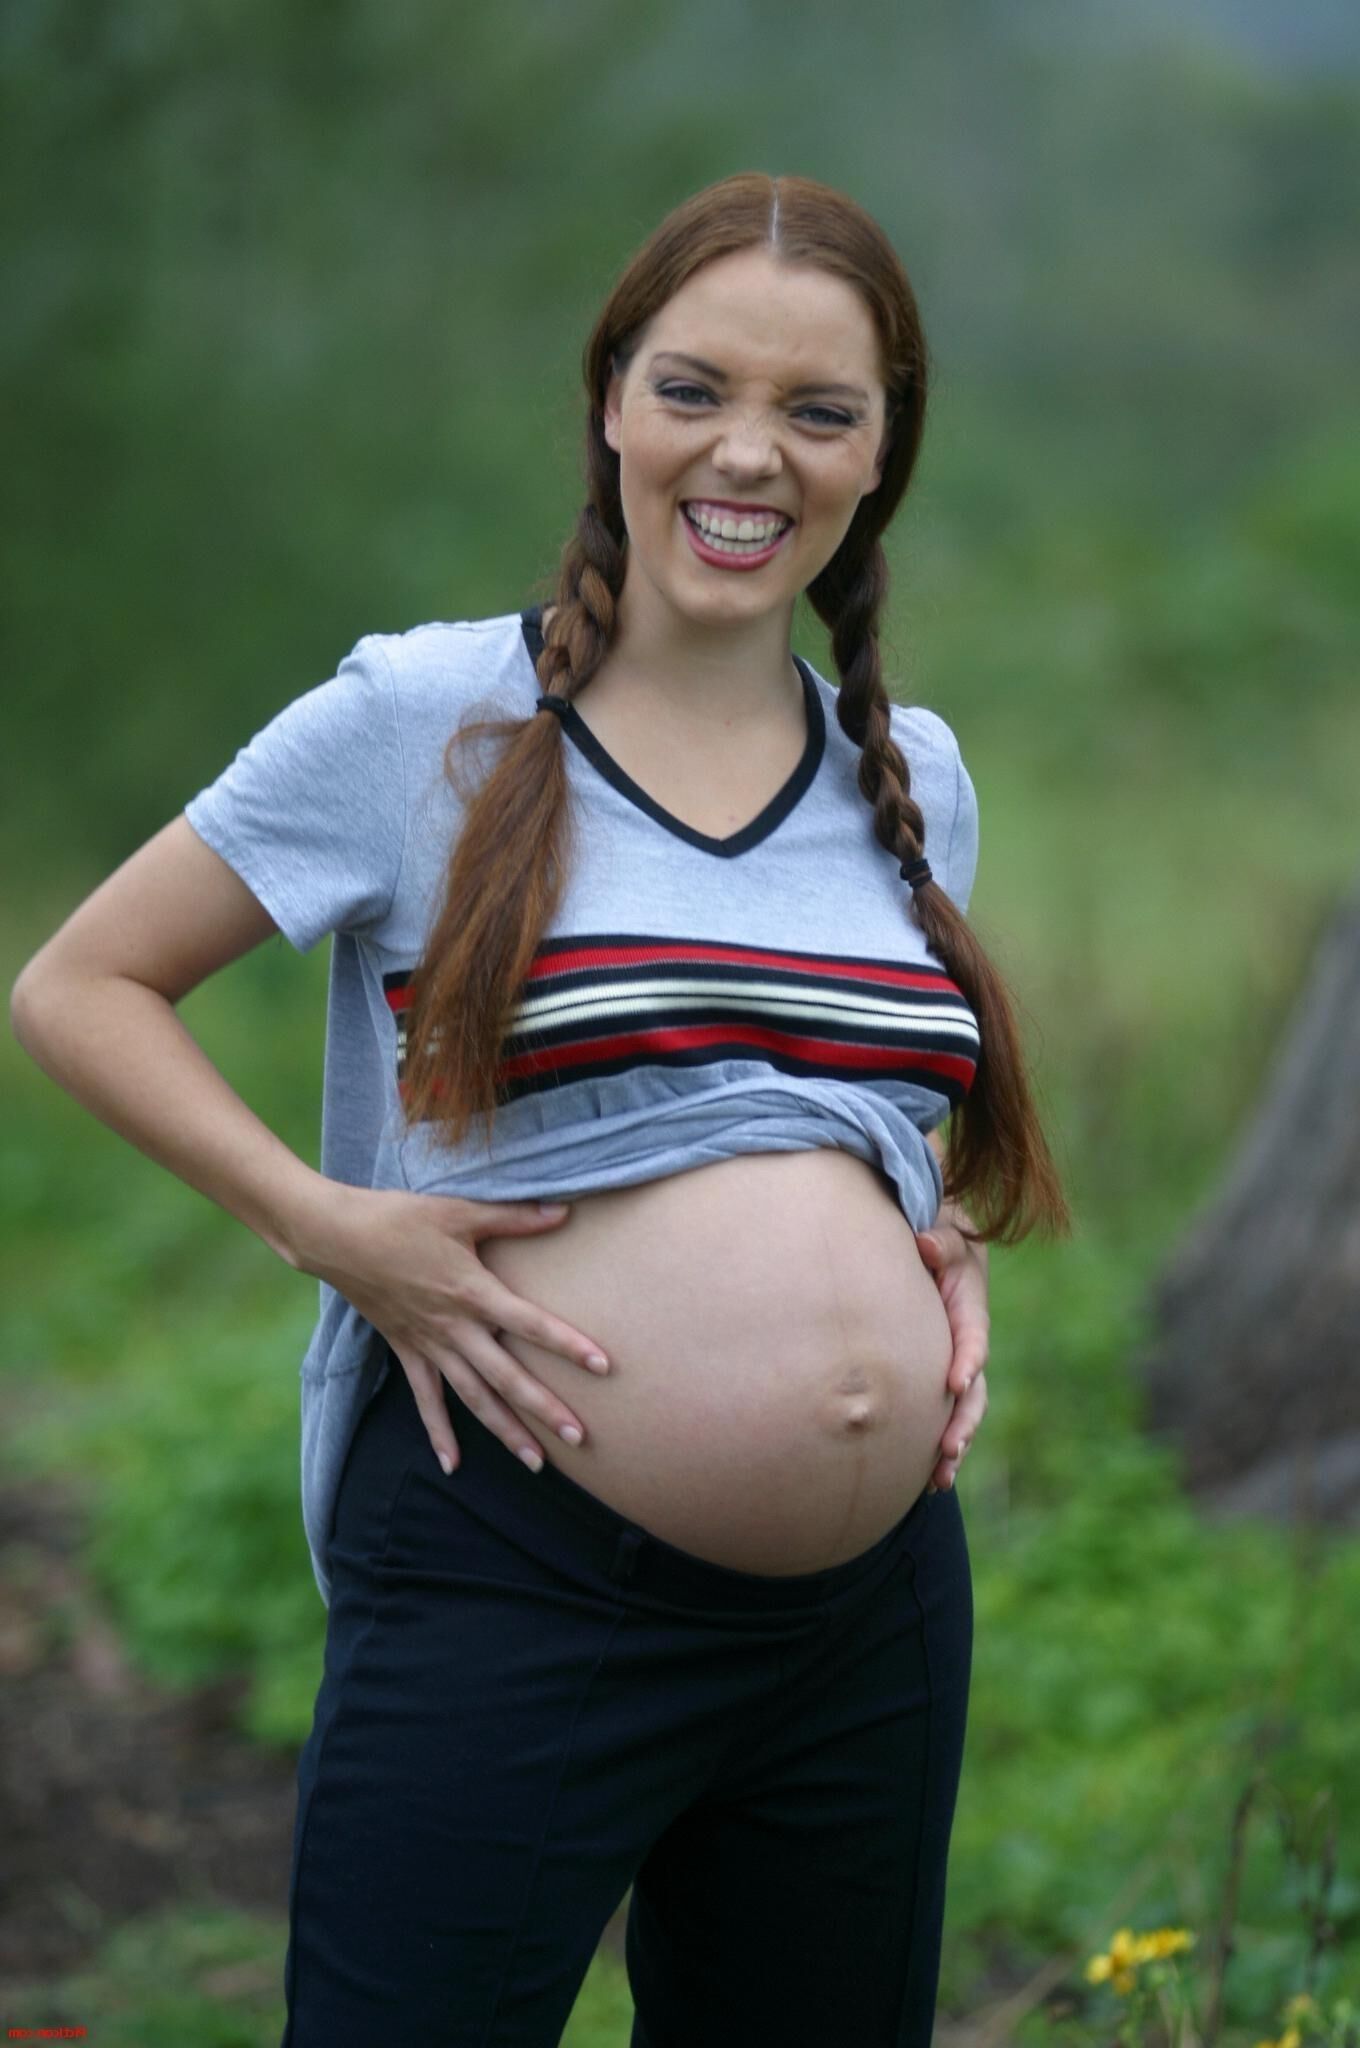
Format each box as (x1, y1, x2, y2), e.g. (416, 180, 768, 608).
(184, 604, 980, 1605)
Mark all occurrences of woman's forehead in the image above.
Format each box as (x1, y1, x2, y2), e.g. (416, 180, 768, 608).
(637, 258, 883, 386)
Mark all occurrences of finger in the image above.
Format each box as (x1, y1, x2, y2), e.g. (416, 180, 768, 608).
(438, 1352, 551, 1473)
(939, 1376, 988, 1459)
(916, 1220, 969, 1270)
(925, 1460, 959, 1496)
(392, 1347, 463, 1475)
(464, 1274, 611, 1375)
(460, 1198, 574, 1236)
(946, 1333, 991, 1396)
(451, 1319, 589, 1447)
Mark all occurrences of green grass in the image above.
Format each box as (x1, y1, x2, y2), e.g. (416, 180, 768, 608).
(0, 1903, 635, 2047)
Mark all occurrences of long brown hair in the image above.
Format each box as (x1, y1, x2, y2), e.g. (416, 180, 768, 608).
(400, 171, 1069, 1246)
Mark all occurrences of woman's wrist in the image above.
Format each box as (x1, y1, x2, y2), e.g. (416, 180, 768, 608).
(271, 1169, 358, 1276)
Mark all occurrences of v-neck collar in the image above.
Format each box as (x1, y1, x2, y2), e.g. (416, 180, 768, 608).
(518, 604, 826, 859)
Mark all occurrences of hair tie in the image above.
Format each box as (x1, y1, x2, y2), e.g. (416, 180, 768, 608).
(899, 856, 933, 891)
(535, 695, 570, 721)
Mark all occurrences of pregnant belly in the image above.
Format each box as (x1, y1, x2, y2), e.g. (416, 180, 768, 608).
(474, 1149, 955, 1575)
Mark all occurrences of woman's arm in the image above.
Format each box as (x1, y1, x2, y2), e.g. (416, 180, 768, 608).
(9, 818, 615, 1475)
(11, 816, 336, 1267)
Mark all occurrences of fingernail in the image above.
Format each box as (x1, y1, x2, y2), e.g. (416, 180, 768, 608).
(586, 1352, 610, 1373)
(558, 1423, 583, 1445)
(438, 1451, 454, 1476)
(538, 1201, 569, 1214)
(518, 1446, 544, 1473)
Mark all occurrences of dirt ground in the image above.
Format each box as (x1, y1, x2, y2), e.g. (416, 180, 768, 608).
(0, 1440, 629, 1997)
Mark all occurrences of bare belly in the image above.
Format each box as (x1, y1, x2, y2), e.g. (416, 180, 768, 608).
(474, 1150, 955, 1576)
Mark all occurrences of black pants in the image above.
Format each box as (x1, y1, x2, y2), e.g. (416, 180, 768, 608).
(281, 1345, 973, 2046)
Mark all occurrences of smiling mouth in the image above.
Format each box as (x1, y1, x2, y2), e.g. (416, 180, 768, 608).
(679, 505, 795, 558)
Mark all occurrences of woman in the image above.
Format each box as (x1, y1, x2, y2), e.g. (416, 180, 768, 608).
(12, 173, 1067, 2045)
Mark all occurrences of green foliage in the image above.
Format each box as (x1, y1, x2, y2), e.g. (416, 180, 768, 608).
(0, 1898, 637, 2047)
(561, 1951, 639, 2046)
(0, 1908, 287, 2048)
(5, 1299, 327, 1747)
(5, 2, 1360, 2039)
(934, 1234, 1360, 2012)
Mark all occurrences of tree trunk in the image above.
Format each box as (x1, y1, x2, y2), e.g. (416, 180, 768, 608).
(1136, 880, 1360, 1525)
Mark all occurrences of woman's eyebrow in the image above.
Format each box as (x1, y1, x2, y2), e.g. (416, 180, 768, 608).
(647, 350, 869, 404)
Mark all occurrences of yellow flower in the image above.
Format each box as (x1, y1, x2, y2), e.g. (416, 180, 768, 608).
(1254, 2029, 1302, 2048)
(1085, 1923, 1196, 1991)
(1085, 1927, 1145, 1995)
(1283, 1994, 1317, 2023)
(1134, 1926, 1196, 1961)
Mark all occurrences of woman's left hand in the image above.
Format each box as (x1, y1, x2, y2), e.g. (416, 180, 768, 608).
(915, 1206, 990, 1494)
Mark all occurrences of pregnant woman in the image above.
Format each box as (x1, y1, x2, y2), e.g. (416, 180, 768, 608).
(12, 173, 1068, 2045)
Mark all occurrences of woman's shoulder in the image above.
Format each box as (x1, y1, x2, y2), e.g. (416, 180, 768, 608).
(886, 698, 971, 807)
(359, 610, 536, 722)
(362, 608, 526, 669)
(887, 695, 964, 759)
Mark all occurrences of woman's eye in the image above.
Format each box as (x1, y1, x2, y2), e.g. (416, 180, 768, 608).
(657, 383, 851, 429)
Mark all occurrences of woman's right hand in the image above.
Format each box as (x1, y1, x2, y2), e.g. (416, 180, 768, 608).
(300, 1184, 610, 1476)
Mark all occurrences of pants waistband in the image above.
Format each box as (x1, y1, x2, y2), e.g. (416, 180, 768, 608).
(374, 1343, 932, 1619)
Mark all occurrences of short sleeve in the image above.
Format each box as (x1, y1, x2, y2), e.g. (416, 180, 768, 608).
(944, 744, 979, 917)
(888, 702, 979, 917)
(183, 634, 406, 954)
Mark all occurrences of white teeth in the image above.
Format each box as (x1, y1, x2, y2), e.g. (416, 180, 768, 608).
(683, 505, 790, 551)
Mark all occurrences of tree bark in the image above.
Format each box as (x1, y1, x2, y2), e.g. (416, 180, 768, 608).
(1136, 880, 1360, 1524)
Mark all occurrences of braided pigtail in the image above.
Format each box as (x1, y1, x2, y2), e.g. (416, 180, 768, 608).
(811, 538, 1068, 1245)
(398, 448, 628, 1153)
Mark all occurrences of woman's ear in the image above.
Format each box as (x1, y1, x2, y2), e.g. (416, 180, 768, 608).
(603, 355, 625, 455)
(866, 419, 893, 495)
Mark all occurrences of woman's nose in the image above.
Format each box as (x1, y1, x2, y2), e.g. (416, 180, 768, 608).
(713, 417, 782, 476)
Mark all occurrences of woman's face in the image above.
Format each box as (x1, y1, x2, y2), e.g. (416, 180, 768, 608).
(603, 247, 891, 629)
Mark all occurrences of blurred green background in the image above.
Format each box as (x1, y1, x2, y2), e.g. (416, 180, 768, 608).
(3, 0, 1358, 2040)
